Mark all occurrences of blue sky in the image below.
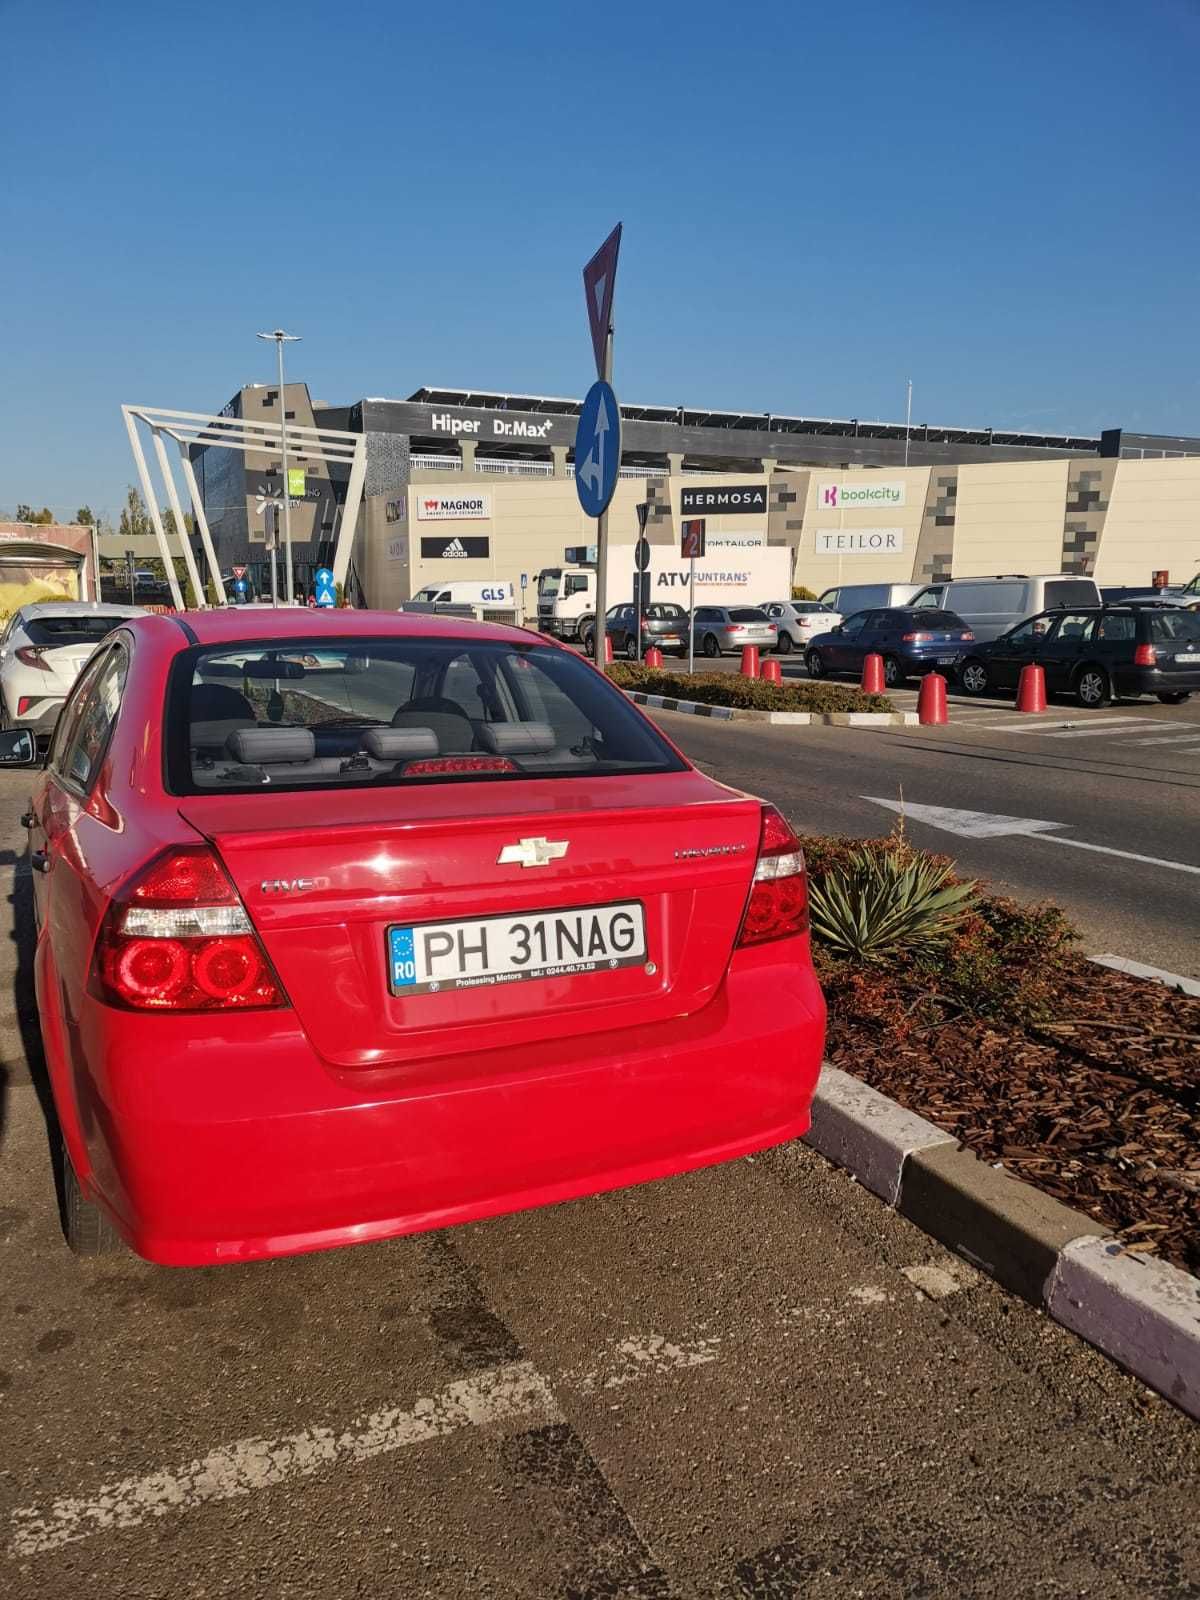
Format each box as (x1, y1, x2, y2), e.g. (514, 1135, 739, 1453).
(2, 0, 1197, 522)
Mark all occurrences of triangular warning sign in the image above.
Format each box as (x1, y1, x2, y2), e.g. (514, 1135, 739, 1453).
(582, 224, 621, 380)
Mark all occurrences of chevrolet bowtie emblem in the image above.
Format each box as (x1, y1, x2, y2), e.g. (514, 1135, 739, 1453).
(497, 837, 569, 868)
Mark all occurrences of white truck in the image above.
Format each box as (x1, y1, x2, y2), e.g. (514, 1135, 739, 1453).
(538, 544, 792, 645)
(410, 579, 517, 607)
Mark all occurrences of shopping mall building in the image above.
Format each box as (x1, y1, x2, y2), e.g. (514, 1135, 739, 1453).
(159, 382, 1200, 610)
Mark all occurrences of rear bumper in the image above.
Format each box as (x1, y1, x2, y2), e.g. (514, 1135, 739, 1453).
(6, 695, 64, 734)
(1116, 666, 1200, 695)
(67, 942, 826, 1266)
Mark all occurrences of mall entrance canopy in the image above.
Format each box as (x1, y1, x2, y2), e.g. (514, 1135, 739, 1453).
(120, 404, 367, 608)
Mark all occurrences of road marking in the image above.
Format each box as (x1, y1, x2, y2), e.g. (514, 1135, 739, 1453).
(1089, 954, 1200, 996)
(1042, 723, 1192, 740)
(864, 797, 1200, 877)
(6, 1296, 896, 1560)
(1122, 732, 1200, 747)
(972, 716, 1145, 733)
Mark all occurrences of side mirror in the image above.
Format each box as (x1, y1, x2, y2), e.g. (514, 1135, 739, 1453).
(0, 729, 38, 766)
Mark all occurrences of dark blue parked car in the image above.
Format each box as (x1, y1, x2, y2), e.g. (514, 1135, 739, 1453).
(805, 608, 975, 688)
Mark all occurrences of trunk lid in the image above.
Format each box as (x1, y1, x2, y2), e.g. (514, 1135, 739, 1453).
(179, 772, 761, 1070)
(40, 643, 99, 693)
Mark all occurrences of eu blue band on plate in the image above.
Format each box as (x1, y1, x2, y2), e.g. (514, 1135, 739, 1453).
(389, 927, 417, 987)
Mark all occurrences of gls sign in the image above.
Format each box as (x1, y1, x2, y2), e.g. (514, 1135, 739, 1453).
(431, 412, 555, 440)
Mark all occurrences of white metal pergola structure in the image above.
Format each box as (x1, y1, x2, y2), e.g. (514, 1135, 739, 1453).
(120, 404, 368, 609)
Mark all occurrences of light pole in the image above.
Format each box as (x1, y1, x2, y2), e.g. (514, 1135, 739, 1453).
(257, 328, 301, 603)
(904, 378, 913, 468)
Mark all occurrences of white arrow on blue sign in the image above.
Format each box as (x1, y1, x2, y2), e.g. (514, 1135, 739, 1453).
(314, 565, 336, 608)
(574, 380, 621, 519)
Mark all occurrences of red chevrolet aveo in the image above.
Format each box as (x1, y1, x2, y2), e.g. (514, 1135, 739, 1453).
(17, 609, 825, 1265)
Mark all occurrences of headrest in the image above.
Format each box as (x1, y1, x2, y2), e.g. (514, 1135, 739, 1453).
(362, 727, 439, 760)
(477, 722, 556, 756)
(226, 727, 316, 765)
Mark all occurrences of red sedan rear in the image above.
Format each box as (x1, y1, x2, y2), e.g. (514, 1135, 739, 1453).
(21, 609, 825, 1265)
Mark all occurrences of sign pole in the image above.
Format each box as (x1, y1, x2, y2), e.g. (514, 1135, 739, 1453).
(688, 554, 696, 675)
(594, 328, 613, 671)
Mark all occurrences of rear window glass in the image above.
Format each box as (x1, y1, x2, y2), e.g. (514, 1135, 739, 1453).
(1044, 581, 1100, 609)
(728, 608, 769, 622)
(890, 611, 966, 628)
(1149, 611, 1200, 642)
(170, 637, 686, 794)
(946, 582, 1025, 612)
(23, 616, 123, 647)
(646, 604, 686, 619)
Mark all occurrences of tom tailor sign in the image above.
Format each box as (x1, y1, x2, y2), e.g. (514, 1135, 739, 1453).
(815, 528, 905, 555)
(416, 493, 492, 521)
(680, 484, 768, 516)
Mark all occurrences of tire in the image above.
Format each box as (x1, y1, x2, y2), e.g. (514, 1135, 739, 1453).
(62, 1137, 122, 1257)
(806, 650, 825, 679)
(1157, 691, 1191, 704)
(579, 626, 595, 656)
(882, 655, 905, 688)
(702, 633, 720, 658)
(775, 631, 793, 655)
(1075, 665, 1111, 708)
(624, 633, 639, 661)
(959, 659, 990, 696)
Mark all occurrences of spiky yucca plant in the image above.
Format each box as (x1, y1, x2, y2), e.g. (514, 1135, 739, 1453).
(808, 845, 978, 963)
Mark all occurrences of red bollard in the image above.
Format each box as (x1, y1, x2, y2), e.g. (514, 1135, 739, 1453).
(1016, 662, 1047, 713)
(643, 645, 663, 668)
(917, 671, 948, 725)
(761, 658, 782, 684)
(861, 652, 885, 695)
(740, 645, 760, 678)
(600, 634, 614, 666)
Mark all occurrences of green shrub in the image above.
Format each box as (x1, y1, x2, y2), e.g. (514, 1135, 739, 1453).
(807, 844, 979, 963)
(607, 663, 892, 715)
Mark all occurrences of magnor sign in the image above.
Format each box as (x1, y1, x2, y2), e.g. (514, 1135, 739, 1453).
(416, 492, 492, 521)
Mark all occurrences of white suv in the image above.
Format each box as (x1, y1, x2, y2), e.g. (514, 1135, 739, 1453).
(0, 603, 146, 736)
(760, 600, 844, 655)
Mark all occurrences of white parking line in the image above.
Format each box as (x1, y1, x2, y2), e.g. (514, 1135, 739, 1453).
(1042, 723, 1176, 740)
(974, 717, 1145, 734)
(1121, 733, 1200, 747)
(6, 1293, 898, 1560)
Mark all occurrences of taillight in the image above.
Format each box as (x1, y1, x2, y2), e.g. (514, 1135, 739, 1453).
(1134, 643, 1157, 667)
(88, 846, 286, 1012)
(961, 631, 975, 641)
(723, 626, 739, 633)
(736, 805, 809, 948)
(901, 632, 933, 643)
(403, 756, 517, 776)
(16, 696, 33, 716)
(15, 646, 50, 670)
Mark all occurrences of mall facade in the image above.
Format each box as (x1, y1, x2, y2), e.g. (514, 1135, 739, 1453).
(168, 382, 1200, 609)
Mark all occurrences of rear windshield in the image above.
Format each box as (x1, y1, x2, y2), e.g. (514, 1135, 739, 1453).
(1149, 611, 1200, 642)
(23, 616, 122, 647)
(170, 636, 686, 794)
(646, 604, 686, 620)
(1044, 580, 1100, 608)
(728, 608, 769, 622)
(891, 611, 967, 628)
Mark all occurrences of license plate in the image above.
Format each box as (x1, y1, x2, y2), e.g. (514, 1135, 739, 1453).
(937, 655, 955, 665)
(387, 901, 647, 997)
(1176, 653, 1200, 664)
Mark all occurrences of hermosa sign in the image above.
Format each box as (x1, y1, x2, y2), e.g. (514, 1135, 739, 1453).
(416, 493, 492, 521)
(818, 480, 906, 510)
(815, 528, 905, 555)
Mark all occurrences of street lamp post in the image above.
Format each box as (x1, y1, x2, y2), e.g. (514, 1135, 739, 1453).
(257, 328, 301, 604)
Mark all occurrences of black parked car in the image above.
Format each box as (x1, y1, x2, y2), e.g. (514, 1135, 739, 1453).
(958, 603, 1200, 706)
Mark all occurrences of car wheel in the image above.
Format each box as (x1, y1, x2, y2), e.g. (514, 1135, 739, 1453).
(702, 633, 720, 658)
(960, 659, 990, 696)
(806, 650, 825, 679)
(624, 634, 639, 660)
(1075, 665, 1110, 708)
(882, 655, 905, 688)
(579, 627, 594, 656)
(1156, 691, 1191, 704)
(775, 631, 793, 655)
(62, 1137, 123, 1257)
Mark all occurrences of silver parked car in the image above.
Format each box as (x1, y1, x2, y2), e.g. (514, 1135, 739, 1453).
(689, 606, 778, 658)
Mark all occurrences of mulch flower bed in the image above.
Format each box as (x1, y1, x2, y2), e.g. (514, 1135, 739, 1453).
(801, 832, 1200, 1277)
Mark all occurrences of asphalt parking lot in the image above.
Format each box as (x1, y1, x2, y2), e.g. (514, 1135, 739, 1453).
(1, 767, 1199, 1599)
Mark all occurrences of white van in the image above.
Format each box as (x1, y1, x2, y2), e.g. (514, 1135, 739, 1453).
(409, 580, 516, 607)
(817, 581, 924, 615)
(909, 575, 1102, 641)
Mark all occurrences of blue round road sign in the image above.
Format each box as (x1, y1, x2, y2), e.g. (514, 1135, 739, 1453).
(573, 380, 621, 519)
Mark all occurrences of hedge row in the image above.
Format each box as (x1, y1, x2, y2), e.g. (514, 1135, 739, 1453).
(606, 663, 893, 714)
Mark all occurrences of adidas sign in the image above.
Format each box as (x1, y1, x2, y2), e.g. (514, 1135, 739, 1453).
(441, 538, 469, 558)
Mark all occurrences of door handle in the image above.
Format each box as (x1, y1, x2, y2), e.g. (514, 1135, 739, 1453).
(30, 850, 50, 875)
(20, 811, 36, 830)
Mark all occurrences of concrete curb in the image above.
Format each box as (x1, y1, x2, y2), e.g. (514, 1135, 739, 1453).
(623, 690, 917, 727)
(803, 1064, 1200, 1420)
